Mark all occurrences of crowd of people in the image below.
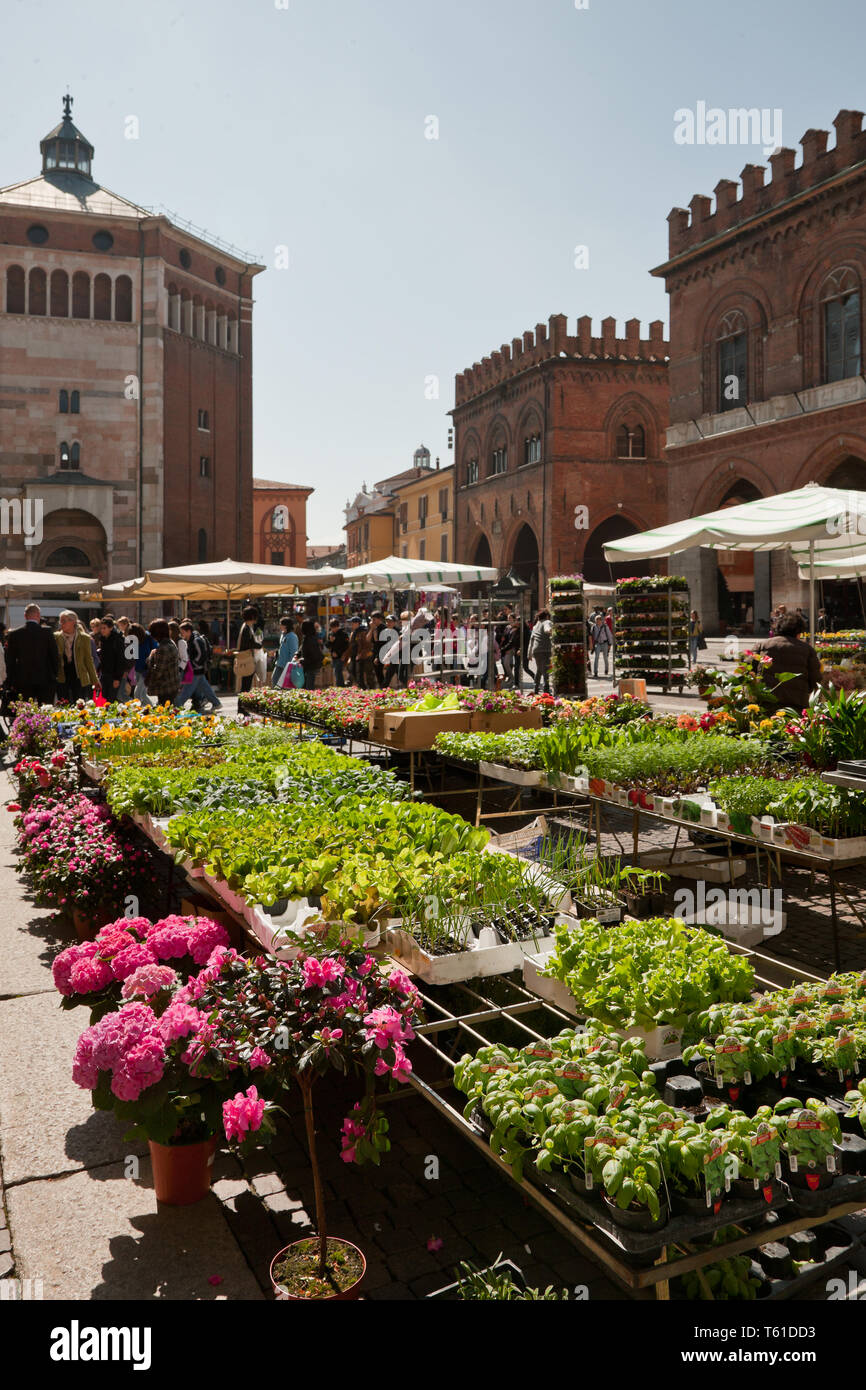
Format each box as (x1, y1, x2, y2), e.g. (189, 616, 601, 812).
(0, 605, 223, 713)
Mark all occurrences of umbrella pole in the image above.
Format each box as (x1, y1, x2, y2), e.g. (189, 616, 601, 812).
(225, 593, 230, 649)
(809, 540, 816, 643)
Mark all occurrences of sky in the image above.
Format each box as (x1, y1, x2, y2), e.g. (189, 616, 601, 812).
(2, 0, 866, 543)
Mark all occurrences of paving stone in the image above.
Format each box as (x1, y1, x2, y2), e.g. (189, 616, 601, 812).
(6, 1164, 263, 1300)
(250, 1172, 285, 1199)
(367, 1281, 412, 1300)
(0, 1252, 13, 1279)
(212, 1177, 250, 1203)
(263, 1189, 304, 1215)
(368, 1221, 419, 1255)
(386, 1246, 443, 1282)
(0, 1230, 11, 1255)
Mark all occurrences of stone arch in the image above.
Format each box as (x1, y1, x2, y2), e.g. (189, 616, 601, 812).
(114, 274, 133, 322)
(580, 512, 646, 584)
(507, 522, 540, 611)
(695, 282, 771, 413)
(796, 240, 866, 388)
(604, 392, 659, 459)
(793, 437, 866, 491)
(34, 509, 107, 577)
(514, 400, 544, 467)
(691, 458, 776, 516)
(93, 273, 112, 321)
(459, 428, 482, 486)
(5, 264, 25, 314)
(72, 270, 90, 318)
(482, 413, 512, 477)
(28, 267, 47, 315)
(50, 269, 69, 317)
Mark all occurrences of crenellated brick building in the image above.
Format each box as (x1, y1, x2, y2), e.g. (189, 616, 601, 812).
(655, 108, 866, 632)
(0, 96, 263, 601)
(452, 313, 669, 611)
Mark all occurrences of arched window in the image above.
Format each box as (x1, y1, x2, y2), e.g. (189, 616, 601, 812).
(616, 423, 646, 458)
(59, 441, 70, 468)
(717, 309, 748, 412)
(191, 296, 202, 339)
(72, 270, 90, 318)
(50, 269, 68, 317)
(114, 275, 133, 322)
(491, 445, 508, 475)
(6, 265, 25, 314)
(466, 458, 479, 485)
(226, 314, 237, 351)
(29, 267, 47, 316)
(93, 273, 112, 321)
(197, 528, 208, 563)
(822, 268, 861, 383)
(70, 442, 81, 469)
(272, 505, 289, 531)
(59, 389, 69, 414)
(45, 546, 91, 570)
(523, 433, 542, 465)
(71, 390, 80, 414)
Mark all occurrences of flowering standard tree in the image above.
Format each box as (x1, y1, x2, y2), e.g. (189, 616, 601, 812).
(192, 946, 423, 1299)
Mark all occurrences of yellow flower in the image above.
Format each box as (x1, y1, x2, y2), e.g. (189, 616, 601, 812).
(746, 704, 760, 713)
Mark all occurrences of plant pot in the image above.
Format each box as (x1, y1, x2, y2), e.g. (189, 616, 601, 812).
(568, 1169, 596, 1200)
(71, 906, 116, 941)
(270, 1237, 366, 1300)
(622, 891, 665, 920)
(784, 1158, 835, 1192)
(602, 1191, 669, 1232)
(729, 811, 752, 837)
(730, 1176, 778, 1205)
(149, 1134, 218, 1205)
(670, 1189, 709, 1219)
(715, 810, 731, 833)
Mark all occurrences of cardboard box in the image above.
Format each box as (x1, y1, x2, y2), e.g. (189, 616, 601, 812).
(618, 678, 647, 699)
(368, 706, 401, 742)
(382, 709, 470, 750)
(469, 708, 543, 734)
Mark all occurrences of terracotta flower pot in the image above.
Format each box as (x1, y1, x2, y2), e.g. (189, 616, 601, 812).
(71, 906, 116, 941)
(149, 1134, 218, 1205)
(270, 1237, 366, 1300)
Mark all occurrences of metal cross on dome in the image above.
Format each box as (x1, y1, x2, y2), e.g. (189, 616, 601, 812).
(63, 93, 73, 118)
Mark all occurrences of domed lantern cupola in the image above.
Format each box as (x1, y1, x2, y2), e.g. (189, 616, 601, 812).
(413, 443, 431, 470)
(40, 94, 94, 178)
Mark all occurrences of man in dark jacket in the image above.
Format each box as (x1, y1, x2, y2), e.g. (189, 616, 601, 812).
(6, 604, 60, 704)
(98, 617, 128, 700)
(754, 613, 821, 712)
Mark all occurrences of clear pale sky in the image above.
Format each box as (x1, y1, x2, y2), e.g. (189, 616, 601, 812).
(2, 0, 864, 543)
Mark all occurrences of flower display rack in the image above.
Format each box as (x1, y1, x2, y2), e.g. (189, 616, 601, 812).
(548, 575, 586, 699)
(615, 576, 690, 693)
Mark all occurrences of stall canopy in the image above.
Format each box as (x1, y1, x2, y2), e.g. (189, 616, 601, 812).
(796, 551, 866, 581)
(0, 567, 94, 625)
(337, 555, 498, 590)
(602, 484, 866, 634)
(102, 559, 344, 636)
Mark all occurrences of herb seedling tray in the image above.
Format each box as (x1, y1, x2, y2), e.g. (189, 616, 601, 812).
(759, 1222, 859, 1300)
(520, 953, 683, 1061)
(387, 917, 566, 986)
(478, 760, 544, 787)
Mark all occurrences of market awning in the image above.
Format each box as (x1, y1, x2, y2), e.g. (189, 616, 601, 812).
(338, 555, 498, 589)
(0, 567, 95, 624)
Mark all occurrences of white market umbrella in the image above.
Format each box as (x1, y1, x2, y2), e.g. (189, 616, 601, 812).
(122, 559, 344, 637)
(338, 555, 498, 588)
(0, 566, 94, 625)
(602, 484, 866, 636)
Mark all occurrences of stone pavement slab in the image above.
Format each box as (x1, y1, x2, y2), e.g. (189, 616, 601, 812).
(0, 991, 147, 1184)
(7, 1162, 263, 1300)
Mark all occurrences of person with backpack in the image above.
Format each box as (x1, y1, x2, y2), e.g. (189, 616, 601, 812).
(590, 611, 612, 677)
(180, 620, 223, 711)
(527, 610, 553, 694)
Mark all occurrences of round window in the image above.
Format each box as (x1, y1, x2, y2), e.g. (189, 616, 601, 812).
(92, 230, 114, 252)
(215, 266, 226, 286)
(27, 224, 49, 245)
(179, 249, 191, 269)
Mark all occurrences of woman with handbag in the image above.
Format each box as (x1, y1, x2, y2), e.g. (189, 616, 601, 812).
(236, 606, 262, 693)
(169, 620, 195, 707)
(272, 616, 298, 686)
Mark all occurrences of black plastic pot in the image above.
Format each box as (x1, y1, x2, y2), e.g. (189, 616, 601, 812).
(622, 891, 666, 920)
(663, 1073, 703, 1110)
(569, 1169, 596, 1200)
(730, 1176, 777, 1205)
(670, 1189, 710, 1219)
(757, 1241, 795, 1280)
(835, 1133, 866, 1175)
(694, 1060, 752, 1105)
(783, 1157, 835, 1192)
(602, 1192, 669, 1232)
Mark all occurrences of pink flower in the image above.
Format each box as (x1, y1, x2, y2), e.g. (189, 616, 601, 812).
(68, 956, 115, 994)
(363, 1005, 414, 1049)
(222, 1086, 265, 1143)
(72, 1032, 99, 1090)
(156, 1001, 204, 1041)
(427, 1236, 444, 1253)
(121, 964, 178, 1000)
(302, 956, 345, 989)
(110, 1036, 165, 1100)
(111, 941, 157, 981)
(248, 1047, 272, 1070)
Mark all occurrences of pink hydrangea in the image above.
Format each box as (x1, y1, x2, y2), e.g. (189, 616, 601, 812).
(68, 955, 115, 994)
(222, 1085, 265, 1143)
(90, 1003, 158, 1073)
(111, 941, 158, 981)
(121, 964, 178, 1000)
(157, 1001, 205, 1042)
(147, 919, 192, 961)
(52, 941, 98, 996)
(186, 918, 231, 965)
(72, 1031, 100, 1090)
(110, 1036, 165, 1100)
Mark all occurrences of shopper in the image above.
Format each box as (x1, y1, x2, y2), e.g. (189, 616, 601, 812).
(273, 616, 299, 687)
(129, 622, 156, 702)
(689, 609, 703, 663)
(299, 618, 323, 689)
(53, 611, 98, 703)
(352, 620, 376, 689)
(97, 617, 128, 702)
(5, 604, 60, 705)
(327, 618, 349, 688)
(590, 611, 612, 678)
(145, 619, 181, 706)
(180, 620, 223, 710)
(528, 610, 553, 694)
(236, 606, 263, 694)
(754, 614, 821, 712)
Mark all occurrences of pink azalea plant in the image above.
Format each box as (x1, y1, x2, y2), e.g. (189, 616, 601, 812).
(52, 913, 231, 1022)
(14, 793, 155, 917)
(190, 945, 423, 1279)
